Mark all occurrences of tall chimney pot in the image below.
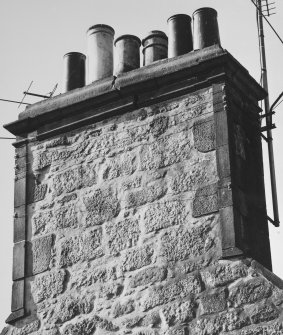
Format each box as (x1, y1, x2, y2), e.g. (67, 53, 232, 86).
(193, 8, 220, 50)
(114, 34, 141, 75)
(142, 30, 168, 66)
(87, 24, 115, 83)
(62, 52, 86, 93)
(167, 14, 193, 58)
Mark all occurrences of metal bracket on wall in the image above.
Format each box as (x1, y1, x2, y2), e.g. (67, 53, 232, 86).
(259, 91, 283, 227)
(260, 123, 276, 142)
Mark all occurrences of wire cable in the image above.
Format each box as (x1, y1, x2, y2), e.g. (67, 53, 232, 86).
(273, 98, 283, 110)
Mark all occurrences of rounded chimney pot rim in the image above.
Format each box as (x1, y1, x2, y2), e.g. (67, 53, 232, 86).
(63, 52, 86, 59)
(87, 24, 115, 35)
(192, 7, 218, 16)
(142, 30, 168, 45)
(114, 34, 141, 47)
(167, 14, 191, 23)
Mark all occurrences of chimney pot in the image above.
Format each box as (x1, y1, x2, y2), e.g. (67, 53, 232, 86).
(87, 24, 115, 83)
(192, 7, 221, 50)
(114, 34, 141, 75)
(62, 52, 86, 93)
(167, 14, 193, 58)
(142, 30, 168, 66)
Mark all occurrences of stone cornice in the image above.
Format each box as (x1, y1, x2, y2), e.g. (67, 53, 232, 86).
(4, 45, 266, 139)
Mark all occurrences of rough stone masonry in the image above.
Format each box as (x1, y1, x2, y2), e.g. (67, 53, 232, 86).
(2, 46, 283, 335)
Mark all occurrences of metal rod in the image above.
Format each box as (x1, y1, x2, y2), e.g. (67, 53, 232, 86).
(18, 80, 33, 108)
(261, 124, 276, 132)
(23, 91, 50, 99)
(0, 137, 16, 140)
(49, 83, 58, 97)
(260, 111, 275, 118)
(0, 98, 30, 105)
(270, 91, 283, 111)
(257, 0, 280, 227)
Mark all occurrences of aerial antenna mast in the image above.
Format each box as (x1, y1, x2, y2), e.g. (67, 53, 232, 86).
(256, 0, 280, 226)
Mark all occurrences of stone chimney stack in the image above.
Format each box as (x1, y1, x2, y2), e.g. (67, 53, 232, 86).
(2, 7, 283, 335)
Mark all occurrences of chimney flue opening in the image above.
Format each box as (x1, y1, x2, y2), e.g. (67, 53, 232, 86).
(142, 30, 168, 66)
(114, 34, 141, 75)
(192, 7, 221, 50)
(87, 24, 115, 83)
(62, 52, 86, 93)
(167, 14, 193, 58)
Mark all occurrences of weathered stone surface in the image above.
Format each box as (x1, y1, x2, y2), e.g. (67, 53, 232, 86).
(105, 218, 140, 255)
(201, 261, 248, 287)
(32, 210, 53, 236)
(52, 164, 97, 197)
(128, 116, 169, 143)
(189, 309, 250, 335)
(33, 150, 57, 170)
(144, 201, 186, 233)
(232, 322, 283, 335)
(121, 245, 154, 272)
(29, 234, 53, 275)
(129, 266, 167, 288)
(121, 315, 142, 329)
(83, 187, 120, 226)
(234, 124, 246, 160)
(32, 184, 48, 203)
(58, 193, 77, 205)
(173, 259, 214, 276)
(8, 86, 283, 335)
(45, 135, 69, 148)
(229, 278, 272, 307)
(160, 219, 216, 262)
(59, 229, 103, 267)
(112, 299, 135, 318)
(122, 176, 142, 191)
(70, 265, 117, 288)
(199, 288, 227, 315)
(165, 327, 189, 335)
(140, 311, 161, 328)
(249, 303, 279, 324)
(97, 281, 124, 299)
(193, 119, 215, 152)
(53, 295, 93, 323)
(103, 152, 137, 180)
(33, 134, 94, 171)
(32, 270, 66, 303)
(160, 300, 195, 326)
(168, 160, 217, 195)
(149, 116, 169, 137)
(9, 320, 40, 335)
(272, 287, 283, 306)
(125, 182, 167, 209)
(192, 184, 218, 217)
(173, 101, 212, 125)
(132, 329, 158, 335)
(142, 274, 202, 310)
(54, 204, 78, 230)
(140, 133, 192, 171)
(62, 318, 96, 335)
(122, 311, 161, 330)
(92, 315, 119, 332)
(41, 328, 60, 335)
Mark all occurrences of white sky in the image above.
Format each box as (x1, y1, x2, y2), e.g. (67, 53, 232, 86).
(0, 0, 282, 329)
